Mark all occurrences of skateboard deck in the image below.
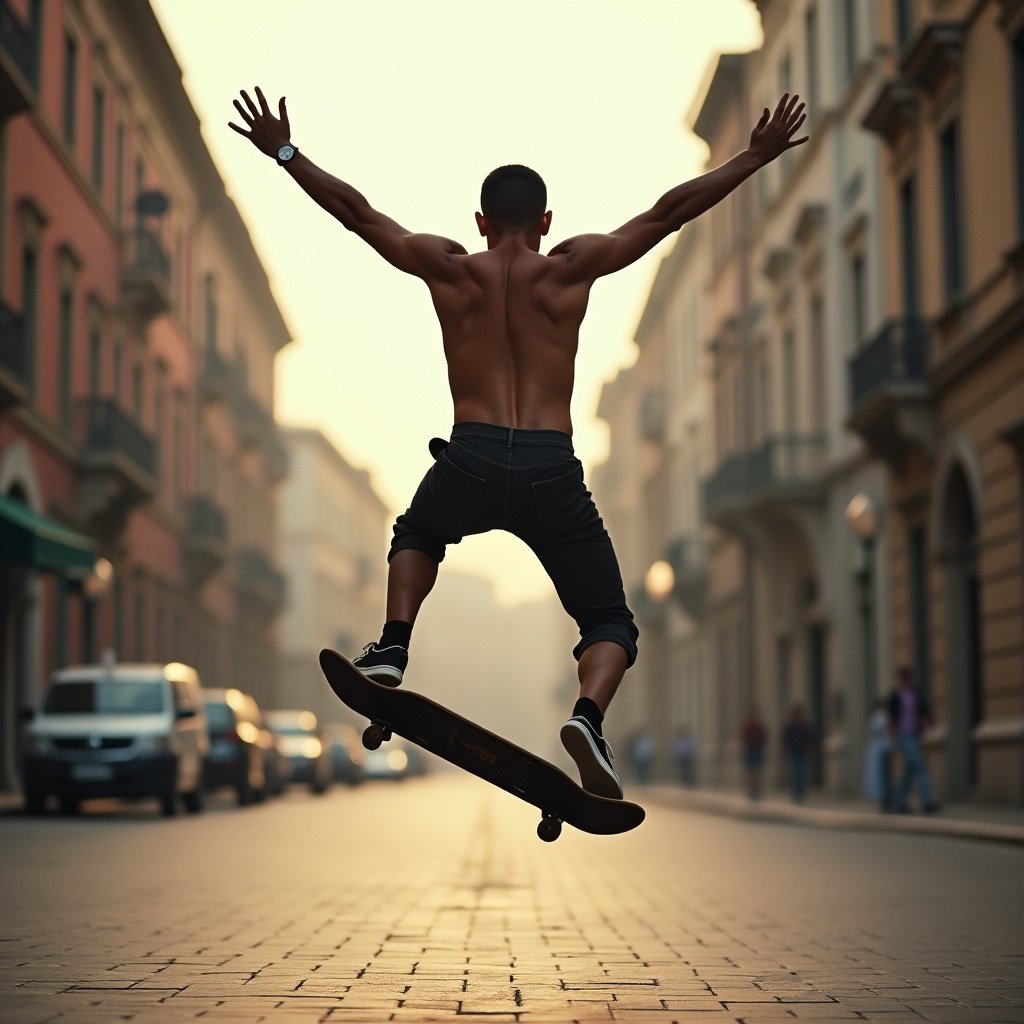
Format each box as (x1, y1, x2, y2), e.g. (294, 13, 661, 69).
(319, 649, 644, 841)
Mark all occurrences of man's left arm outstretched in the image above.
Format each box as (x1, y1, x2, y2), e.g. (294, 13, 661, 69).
(228, 87, 466, 280)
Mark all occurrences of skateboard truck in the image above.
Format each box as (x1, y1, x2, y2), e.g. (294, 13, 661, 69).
(362, 721, 392, 750)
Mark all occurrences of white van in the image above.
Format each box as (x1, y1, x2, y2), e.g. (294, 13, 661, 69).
(22, 661, 208, 816)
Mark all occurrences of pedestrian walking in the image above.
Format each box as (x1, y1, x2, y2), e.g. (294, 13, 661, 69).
(229, 85, 808, 799)
(628, 729, 655, 785)
(673, 726, 697, 787)
(864, 696, 893, 812)
(740, 707, 768, 801)
(888, 668, 940, 814)
(781, 705, 813, 803)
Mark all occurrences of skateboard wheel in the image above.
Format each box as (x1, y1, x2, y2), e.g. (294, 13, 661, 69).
(363, 724, 385, 750)
(537, 815, 562, 842)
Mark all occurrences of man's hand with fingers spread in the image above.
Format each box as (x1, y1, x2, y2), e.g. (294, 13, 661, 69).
(747, 92, 809, 167)
(228, 86, 291, 160)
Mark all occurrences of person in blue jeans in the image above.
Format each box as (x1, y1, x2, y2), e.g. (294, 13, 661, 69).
(887, 667, 940, 814)
(228, 85, 809, 798)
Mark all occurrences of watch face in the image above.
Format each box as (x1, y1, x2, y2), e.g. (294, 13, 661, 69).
(278, 145, 294, 161)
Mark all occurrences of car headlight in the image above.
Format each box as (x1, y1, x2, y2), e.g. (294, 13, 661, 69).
(302, 737, 322, 759)
(135, 735, 172, 754)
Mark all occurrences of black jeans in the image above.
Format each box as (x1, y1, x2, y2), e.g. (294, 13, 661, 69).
(389, 421, 639, 668)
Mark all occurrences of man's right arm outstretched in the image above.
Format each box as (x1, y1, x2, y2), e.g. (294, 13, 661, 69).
(228, 86, 466, 280)
(549, 92, 809, 283)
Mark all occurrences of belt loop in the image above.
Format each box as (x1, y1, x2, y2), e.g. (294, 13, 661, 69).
(506, 427, 514, 449)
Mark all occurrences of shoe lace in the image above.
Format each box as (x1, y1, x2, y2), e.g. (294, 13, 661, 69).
(358, 642, 377, 658)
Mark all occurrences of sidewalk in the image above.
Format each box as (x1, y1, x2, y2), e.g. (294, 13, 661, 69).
(642, 783, 1024, 845)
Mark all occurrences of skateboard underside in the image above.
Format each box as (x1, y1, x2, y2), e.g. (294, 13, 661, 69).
(319, 649, 644, 841)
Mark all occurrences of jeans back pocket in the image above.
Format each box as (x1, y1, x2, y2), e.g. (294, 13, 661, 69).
(427, 451, 486, 530)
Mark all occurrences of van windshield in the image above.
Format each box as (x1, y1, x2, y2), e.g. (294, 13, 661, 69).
(43, 680, 166, 715)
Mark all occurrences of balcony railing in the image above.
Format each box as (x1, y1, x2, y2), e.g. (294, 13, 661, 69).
(234, 547, 286, 617)
(703, 435, 827, 516)
(235, 390, 270, 448)
(0, 298, 29, 408)
(183, 495, 228, 586)
(0, 0, 40, 119)
(199, 345, 237, 404)
(76, 398, 157, 479)
(664, 535, 708, 618)
(849, 315, 930, 408)
(121, 225, 171, 321)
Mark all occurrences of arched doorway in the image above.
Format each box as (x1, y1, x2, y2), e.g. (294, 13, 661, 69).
(941, 464, 984, 795)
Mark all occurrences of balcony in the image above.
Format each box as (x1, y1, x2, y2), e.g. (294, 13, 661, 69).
(266, 431, 289, 484)
(234, 547, 286, 620)
(183, 495, 228, 587)
(664, 535, 708, 618)
(0, 0, 39, 120)
(74, 398, 157, 537)
(847, 316, 934, 463)
(199, 345, 236, 405)
(121, 226, 171, 322)
(235, 390, 269, 449)
(703, 435, 827, 526)
(899, 22, 965, 96)
(0, 298, 29, 410)
(861, 78, 918, 147)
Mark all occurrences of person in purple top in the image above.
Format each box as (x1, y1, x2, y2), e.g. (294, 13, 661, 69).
(887, 667, 940, 814)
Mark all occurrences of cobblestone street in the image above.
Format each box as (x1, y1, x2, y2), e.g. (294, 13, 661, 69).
(2, 775, 1023, 1023)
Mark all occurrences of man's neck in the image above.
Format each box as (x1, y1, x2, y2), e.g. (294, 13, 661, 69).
(485, 230, 542, 253)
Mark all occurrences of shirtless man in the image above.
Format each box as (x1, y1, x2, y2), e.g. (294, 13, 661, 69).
(230, 87, 807, 798)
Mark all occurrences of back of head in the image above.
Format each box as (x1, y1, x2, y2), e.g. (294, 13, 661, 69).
(480, 165, 547, 234)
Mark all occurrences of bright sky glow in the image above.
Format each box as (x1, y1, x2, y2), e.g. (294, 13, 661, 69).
(151, 0, 762, 604)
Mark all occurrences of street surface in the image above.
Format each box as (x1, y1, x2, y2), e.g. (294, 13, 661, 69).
(1, 774, 1022, 1024)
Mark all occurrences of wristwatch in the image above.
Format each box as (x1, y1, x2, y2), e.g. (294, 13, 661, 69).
(276, 143, 298, 166)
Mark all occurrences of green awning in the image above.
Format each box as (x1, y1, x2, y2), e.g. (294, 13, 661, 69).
(0, 494, 96, 575)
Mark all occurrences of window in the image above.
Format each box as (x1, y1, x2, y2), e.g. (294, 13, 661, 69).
(804, 4, 819, 122)
(88, 322, 102, 395)
(21, 245, 38, 395)
(91, 85, 105, 188)
(112, 326, 123, 403)
(133, 574, 147, 660)
(895, 0, 913, 50)
(842, 0, 858, 80)
(809, 294, 826, 433)
(204, 275, 218, 351)
(135, 156, 145, 214)
(155, 364, 167, 489)
(115, 123, 125, 225)
(63, 32, 77, 144)
(1013, 29, 1024, 237)
(908, 525, 931, 705)
(58, 287, 73, 430)
(898, 175, 920, 315)
(55, 578, 68, 668)
(132, 359, 144, 419)
(782, 330, 797, 435)
(939, 118, 964, 298)
(850, 252, 867, 348)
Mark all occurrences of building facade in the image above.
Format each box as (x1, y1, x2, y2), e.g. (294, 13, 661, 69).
(856, 0, 1024, 802)
(276, 428, 388, 722)
(0, 0, 290, 789)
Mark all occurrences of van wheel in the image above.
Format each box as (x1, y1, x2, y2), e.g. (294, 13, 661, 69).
(183, 789, 203, 814)
(160, 792, 178, 817)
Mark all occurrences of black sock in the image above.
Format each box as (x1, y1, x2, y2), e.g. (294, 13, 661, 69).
(572, 697, 603, 736)
(380, 620, 412, 650)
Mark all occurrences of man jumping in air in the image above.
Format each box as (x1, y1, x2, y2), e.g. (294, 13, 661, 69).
(230, 87, 807, 799)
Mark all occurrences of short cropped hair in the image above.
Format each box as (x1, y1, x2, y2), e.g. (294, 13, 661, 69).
(480, 165, 547, 233)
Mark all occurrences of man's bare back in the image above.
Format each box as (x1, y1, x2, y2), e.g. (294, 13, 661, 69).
(228, 88, 809, 436)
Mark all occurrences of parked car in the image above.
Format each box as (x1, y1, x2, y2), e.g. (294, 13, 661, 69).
(264, 710, 332, 794)
(202, 688, 267, 805)
(22, 660, 208, 817)
(323, 723, 364, 785)
(260, 721, 291, 796)
(362, 739, 417, 781)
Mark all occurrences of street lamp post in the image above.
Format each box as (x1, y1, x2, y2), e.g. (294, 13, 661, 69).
(845, 494, 880, 721)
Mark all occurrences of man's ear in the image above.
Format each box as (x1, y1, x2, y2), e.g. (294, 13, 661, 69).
(540, 210, 552, 236)
(475, 212, 487, 237)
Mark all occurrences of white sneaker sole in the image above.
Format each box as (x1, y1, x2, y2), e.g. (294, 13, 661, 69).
(357, 664, 403, 687)
(560, 719, 623, 799)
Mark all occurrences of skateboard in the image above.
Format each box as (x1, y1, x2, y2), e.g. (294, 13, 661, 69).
(319, 649, 644, 842)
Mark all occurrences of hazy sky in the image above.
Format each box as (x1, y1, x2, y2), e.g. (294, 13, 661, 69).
(151, 0, 762, 605)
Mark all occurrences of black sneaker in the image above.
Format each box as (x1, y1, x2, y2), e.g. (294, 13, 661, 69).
(352, 641, 408, 687)
(559, 716, 623, 799)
